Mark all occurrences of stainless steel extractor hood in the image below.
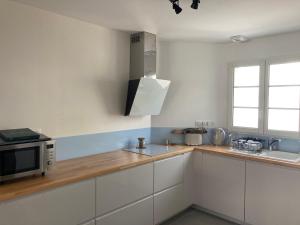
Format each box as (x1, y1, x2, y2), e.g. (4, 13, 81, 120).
(125, 32, 171, 116)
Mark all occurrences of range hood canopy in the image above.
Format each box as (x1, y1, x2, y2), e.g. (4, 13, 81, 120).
(125, 32, 170, 116)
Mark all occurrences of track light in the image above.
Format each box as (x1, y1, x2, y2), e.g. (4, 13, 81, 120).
(173, 3, 182, 14)
(191, 0, 200, 9)
(170, 0, 182, 14)
(169, 0, 202, 14)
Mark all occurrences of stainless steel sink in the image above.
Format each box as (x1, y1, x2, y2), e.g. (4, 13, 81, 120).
(260, 151, 300, 163)
(229, 148, 300, 163)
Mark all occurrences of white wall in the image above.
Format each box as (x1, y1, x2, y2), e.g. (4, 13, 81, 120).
(221, 31, 300, 62)
(153, 41, 226, 128)
(2, 0, 300, 136)
(0, 0, 150, 138)
(153, 31, 300, 129)
(218, 31, 300, 129)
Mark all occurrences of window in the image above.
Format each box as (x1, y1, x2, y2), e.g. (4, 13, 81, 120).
(266, 62, 300, 134)
(229, 63, 263, 132)
(229, 59, 300, 137)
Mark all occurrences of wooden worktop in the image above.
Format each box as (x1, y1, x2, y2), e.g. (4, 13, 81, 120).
(195, 145, 300, 169)
(0, 145, 193, 203)
(1, 144, 300, 203)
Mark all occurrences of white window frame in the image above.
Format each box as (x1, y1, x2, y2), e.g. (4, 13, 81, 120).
(228, 60, 265, 134)
(264, 57, 300, 138)
(228, 57, 300, 138)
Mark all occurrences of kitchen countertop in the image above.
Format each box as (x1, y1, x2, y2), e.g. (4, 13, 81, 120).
(0, 145, 193, 203)
(194, 145, 300, 169)
(1, 144, 300, 203)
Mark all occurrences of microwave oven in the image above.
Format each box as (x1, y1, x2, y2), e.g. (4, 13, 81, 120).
(0, 138, 55, 183)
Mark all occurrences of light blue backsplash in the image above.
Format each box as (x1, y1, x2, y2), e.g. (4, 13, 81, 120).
(56, 128, 151, 161)
(55, 126, 300, 161)
(150, 127, 215, 145)
(150, 127, 184, 145)
(277, 138, 300, 153)
(151, 127, 300, 154)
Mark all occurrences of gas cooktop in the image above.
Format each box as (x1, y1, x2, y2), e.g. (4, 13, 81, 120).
(124, 144, 178, 156)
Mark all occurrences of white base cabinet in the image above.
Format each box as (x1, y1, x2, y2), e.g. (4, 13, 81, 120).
(191, 151, 203, 206)
(96, 163, 153, 216)
(197, 153, 245, 222)
(246, 161, 300, 225)
(183, 152, 194, 208)
(154, 184, 185, 225)
(96, 196, 153, 225)
(153, 154, 187, 224)
(0, 179, 95, 225)
(154, 155, 184, 193)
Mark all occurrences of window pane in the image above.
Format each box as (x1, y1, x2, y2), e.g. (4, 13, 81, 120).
(268, 109, 299, 132)
(234, 87, 259, 107)
(269, 62, 300, 85)
(233, 108, 258, 128)
(269, 87, 300, 109)
(234, 66, 260, 87)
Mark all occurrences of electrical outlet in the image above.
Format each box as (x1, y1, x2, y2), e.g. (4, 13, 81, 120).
(195, 120, 214, 128)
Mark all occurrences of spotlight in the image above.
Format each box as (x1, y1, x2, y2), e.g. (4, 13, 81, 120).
(170, 0, 182, 14)
(230, 35, 250, 43)
(191, 0, 200, 9)
(173, 3, 182, 14)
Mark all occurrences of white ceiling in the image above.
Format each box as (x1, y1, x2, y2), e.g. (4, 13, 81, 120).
(14, 0, 300, 42)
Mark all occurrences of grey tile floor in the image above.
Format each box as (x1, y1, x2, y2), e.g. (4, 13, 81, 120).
(162, 208, 238, 225)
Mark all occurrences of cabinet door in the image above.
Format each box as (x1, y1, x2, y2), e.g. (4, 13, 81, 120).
(192, 151, 203, 205)
(0, 179, 95, 225)
(154, 155, 184, 193)
(96, 163, 153, 216)
(246, 161, 300, 225)
(183, 152, 194, 208)
(96, 196, 153, 225)
(199, 153, 245, 222)
(154, 184, 185, 225)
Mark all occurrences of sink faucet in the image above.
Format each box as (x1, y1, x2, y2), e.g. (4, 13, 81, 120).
(269, 138, 281, 151)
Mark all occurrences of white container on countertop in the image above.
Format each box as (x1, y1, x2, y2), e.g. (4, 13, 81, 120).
(183, 128, 207, 146)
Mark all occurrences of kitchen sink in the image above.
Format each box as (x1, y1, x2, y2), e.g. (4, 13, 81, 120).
(260, 151, 300, 163)
(230, 148, 300, 163)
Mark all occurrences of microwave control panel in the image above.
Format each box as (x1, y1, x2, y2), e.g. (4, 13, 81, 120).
(45, 140, 56, 170)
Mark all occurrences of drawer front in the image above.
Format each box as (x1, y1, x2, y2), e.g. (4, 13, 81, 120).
(154, 155, 184, 193)
(96, 163, 153, 216)
(154, 184, 185, 225)
(96, 196, 153, 225)
(0, 179, 95, 225)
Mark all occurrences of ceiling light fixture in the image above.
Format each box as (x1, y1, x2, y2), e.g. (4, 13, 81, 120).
(191, 0, 200, 9)
(230, 35, 250, 43)
(170, 0, 182, 14)
(170, 0, 201, 14)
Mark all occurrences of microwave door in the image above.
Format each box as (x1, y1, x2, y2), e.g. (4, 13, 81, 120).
(0, 143, 43, 180)
(15, 147, 40, 174)
(2, 147, 40, 176)
(2, 151, 17, 176)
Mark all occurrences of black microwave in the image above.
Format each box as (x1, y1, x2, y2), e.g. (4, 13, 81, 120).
(0, 139, 55, 183)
